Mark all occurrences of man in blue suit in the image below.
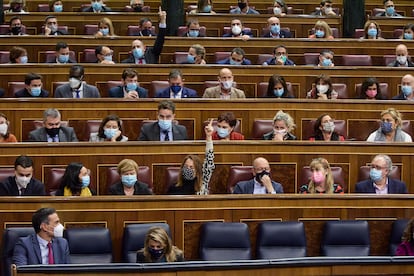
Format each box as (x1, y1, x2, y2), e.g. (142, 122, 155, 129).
(155, 69, 198, 98)
(355, 154, 408, 194)
(13, 207, 70, 265)
(108, 68, 147, 99)
(216, 47, 251, 65)
(233, 157, 284, 194)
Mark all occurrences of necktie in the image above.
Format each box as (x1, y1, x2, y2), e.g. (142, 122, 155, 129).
(48, 242, 54, 264)
(19, 187, 25, 195)
(163, 130, 169, 141)
(75, 90, 80, 98)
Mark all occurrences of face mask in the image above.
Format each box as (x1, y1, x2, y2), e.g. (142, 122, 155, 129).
(367, 28, 377, 37)
(170, 85, 181, 94)
(133, 6, 142, 12)
(238, 2, 247, 9)
(386, 6, 394, 15)
(321, 58, 332, 67)
(148, 247, 164, 259)
(158, 119, 172, 131)
(322, 121, 335, 133)
(92, 1, 103, 11)
(273, 88, 284, 97)
(126, 82, 137, 91)
(182, 166, 195, 181)
(103, 55, 113, 62)
(58, 54, 69, 63)
(49, 24, 58, 33)
(20, 55, 28, 64)
(270, 24, 280, 34)
(46, 127, 60, 137)
(11, 26, 21, 35)
(0, 123, 8, 135)
(274, 129, 287, 136)
(279, 55, 287, 63)
(404, 33, 413, 40)
(255, 170, 270, 183)
(324, 7, 333, 15)
(202, 5, 212, 12)
(31, 87, 41, 97)
(69, 77, 81, 89)
(232, 25, 242, 36)
(317, 84, 329, 94)
(186, 54, 196, 64)
(53, 223, 64, 238)
(312, 171, 325, 183)
(188, 30, 199, 37)
(397, 56, 407, 65)
(229, 58, 242, 65)
(273, 7, 281, 15)
(216, 127, 229, 138)
(381, 121, 393, 134)
(53, 4, 63, 12)
(366, 89, 377, 98)
(104, 128, 117, 139)
(369, 168, 383, 182)
(121, 174, 137, 187)
(100, 28, 109, 36)
(221, 80, 233, 90)
(402, 85, 413, 96)
(315, 30, 325, 38)
(81, 175, 90, 188)
(132, 48, 144, 59)
(16, 176, 31, 188)
(11, 4, 21, 12)
(140, 29, 152, 36)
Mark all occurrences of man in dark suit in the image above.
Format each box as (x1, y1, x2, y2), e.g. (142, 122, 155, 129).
(43, 16, 68, 36)
(0, 155, 46, 196)
(109, 68, 147, 99)
(15, 73, 49, 98)
(387, 44, 414, 68)
(216, 47, 251, 65)
(310, 0, 337, 16)
(138, 100, 188, 141)
(263, 45, 296, 66)
(262, 17, 292, 38)
(47, 42, 76, 64)
(155, 69, 198, 98)
(222, 19, 253, 40)
(355, 154, 408, 194)
(13, 207, 70, 265)
(28, 108, 78, 142)
(392, 74, 414, 100)
(82, 0, 112, 12)
(233, 157, 284, 194)
(181, 19, 205, 38)
(54, 65, 100, 98)
(121, 8, 166, 64)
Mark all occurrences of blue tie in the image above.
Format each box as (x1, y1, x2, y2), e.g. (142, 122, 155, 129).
(75, 90, 80, 98)
(163, 131, 169, 141)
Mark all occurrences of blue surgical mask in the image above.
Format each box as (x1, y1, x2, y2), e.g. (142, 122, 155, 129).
(202, 5, 212, 12)
(217, 127, 229, 138)
(229, 58, 242, 65)
(104, 128, 117, 139)
(315, 30, 325, 38)
(103, 55, 113, 62)
(121, 174, 137, 187)
(367, 28, 377, 37)
(100, 28, 109, 36)
(92, 1, 102, 11)
(148, 247, 164, 259)
(53, 4, 63, 12)
(31, 87, 41, 97)
(386, 6, 395, 15)
(381, 121, 393, 134)
(170, 85, 181, 94)
(322, 58, 332, 67)
(186, 54, 196, 64)
(188, 30, 199, 37)
(404, 33, 413, 40)
(270, 24, 280, 35)
(273, 88, 284, 98)
(402, 85, 413, 96)
(58, 54, 69, 63)
(126, 82, 137, 91)
(132, 48, 144, 59)
(369, 168, 383, 182)
(81, 175, 90, 188)
(20, 55, 28, 64)
(158, 119, 172, 131)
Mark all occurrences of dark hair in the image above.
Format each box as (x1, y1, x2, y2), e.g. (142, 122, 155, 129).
(122, 68, 138, 80)
(9, 16, 21, 25)
(0, 112, 10, 139)
(175, 155, 203, 192)
(97, 114, 123, 141)
(403, 23, 414, 36)
(401, 218, 414, 243)
(9, 46, 27, 63)
(217, 112, 237, 127)
(69, 65, 84, 78)
(139, 17, 152, 27)
(95, 45, 103, 56)
(273, 45, 287, 55)
(168, 69, 183, 80)
(14, 155, 33, 169)
(44, 15, 57, 24)
(158, 100, 175, 113)
(310, 74, 334, 99)
(231, 47, 245, 57)
(59, 162, 83, 196)
(321, 0, 332, 5)
(32, 207, 56, 233)
(383, 0, 391, 4)
(55, 41, 68, 51)
(266, 74, 289, 98)
(360, 77, 384, 99)
(312, 113, 341, 140)
(320, 49, 334, 57)
(49, 0, 62, 10)
(24, 72, 42, 85)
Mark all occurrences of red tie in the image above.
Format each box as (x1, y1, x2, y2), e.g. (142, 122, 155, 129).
(48, 242, 54, 264)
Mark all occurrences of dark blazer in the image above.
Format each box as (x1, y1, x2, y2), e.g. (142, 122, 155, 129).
(264, 57, 295, 66)
(262, 29, 292, 38)
(137, 122, 188, 141)
(28, 126, 79, 142)
(263, 131, 296, 140)
(46, 58, 76, 64)
(54, 83, 100, 98)
(181, 31, 205, 37)
(14, 88, 49, 98)
(392, 93, 408, 100)
(108, 181, 152, 195)
(0, 176, 46, 196)
(43, 29, 68, 36)
(108, 85, 148, 98)
(387, 60, 414, 67)
(136, 251, 184, 263)
(121, 27, 166, 64)
(155, 87, 198, 98)
(81, 6, 112, 12)
(217, 57, 252, 65)
(355, 178, 408, 194)
(13, 233, 70, 265)
(223, 30, 254, 38)
(233, 179, 284, 194)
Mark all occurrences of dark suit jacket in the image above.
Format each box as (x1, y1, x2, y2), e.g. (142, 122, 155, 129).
(108, 181, 152, 195)
(0, 176, 46, 196)
(217, 57, 252, 65)
(355, 178, 408, 194)
(387, 60, 414, 67)
(46, 58, 76, 64)
(108, 85, 148, 98)
(233, 179, 284, 194)
(121, 27, 166, 64)
(54, 83, 100, 98)
(81, 6, 112, 12)
(181, 31, 205, 37)
(155, 87, 198, 98)
(223, 30, 254, 38)
(263, 131, 296, 140)
(262, 29, 292, 38)
(13, 233, 70, 265)
(264, 57, 295, 66)
(392, 93, 408, 100)
(138, 122, 188, 141)
(14, 88, 49, 98)
(28, 126, 79, 142)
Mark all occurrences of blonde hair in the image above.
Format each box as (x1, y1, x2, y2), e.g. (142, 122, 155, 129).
(99, 17, 116, 36)
(314, 20, 332, 38)
(273, 110, 296, 132)
(307, 157, 335, 193)
(191, 44, 206, 59)
(117, 159, 139, 175)
(381, 107, 402, 127)
(140, 227, 183, 262)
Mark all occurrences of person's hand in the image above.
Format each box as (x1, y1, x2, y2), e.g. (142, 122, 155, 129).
(317, 93, 328, 100)
(240, 34, 250, 41)
(272, 132, 284, 141)
(111, 129, 122, 142)
(158, 6, 167, 24)
(276, 57, 284, 65)
(199, 59, 206, 65)
(94, 31, 103, 38)
(100, 59, 115, 64)
(44, 25, 51, 36)
(261, 174, 274, 193)
(205, 118, 214, 141)
(125, 90, 139, 99)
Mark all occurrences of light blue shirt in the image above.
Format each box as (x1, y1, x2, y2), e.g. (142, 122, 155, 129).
(36, 235, 50, 265)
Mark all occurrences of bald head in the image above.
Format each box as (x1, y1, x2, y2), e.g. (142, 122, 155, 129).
(131, 39, 146, 50)
(252, 157, 270, 176)
(401, 74, 414, 86)
(267, 16, 280, 26)
(219, 68, 233, 78)
(396, 44, 408, 56)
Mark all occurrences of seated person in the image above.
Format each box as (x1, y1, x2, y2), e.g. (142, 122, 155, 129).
(359, 77, 386, 100)
(309, 113, 345, 141)
(89, 114, 128, 142)
(56, 162, 95, 196)
(375, 0, 402, 17)
(223, 19, 253, 40)
(355, 154, 407, 194)
(272, 0, 288, 16)
(155, 69, 198, 98)
(202, 68, 246, 99)
(0, 155, 45, 196)
(361, 20, 382, 39)
(366, 107, 412, 142)
(108, 159, 152, 195)
(0, 113, 17, 142)
(9, 46, 28, 64)
(310, 0, 337, 16)
(127, 0, 145, 12)
(263, 110, 297, 140)
(307, 74, 338, 100)
(95, 45, 115, 64)
(43, 15, 67, 36)
(47, 42, 76, 64)
(8, 16, 26, 35)
(318, 49, 334, 67)
(212, 112, 244, 140)
(167, 120, 214, 195)
(265, 74, 294, 98)
(189, 0, 216, 14)
(137, 227, 184, 262)
(136, 18, 156, 36)
(308, 20, 334, 39)
(387, 44, 414, 67)
(15, 73, 49, 98)
(184, 44, 207, 64)
(299, 158, 344, 194)
(82, 0, 112, 12)
(233, 157, 284, 194)
(263, 17, 292, 38)
(5, 0, 27, 13)
(402, 23, 414, 40)
(216, 47, 251, 65)
(181, 19, 205, 37)
(108, 68, 148, 99)
(396, 218, 414, 256)
(50, 0, 63, 12)
(94, 17, 117, 37)
(28, 108, 78, 142)
(54, 65, 101, 98)
(230, 0, 259, 14)
(263, 45, 295, 66)
(393, 74, 414, 100)
(138, 100, 188, 141)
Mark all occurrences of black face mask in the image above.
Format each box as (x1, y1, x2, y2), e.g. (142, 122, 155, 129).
(11, 4, 22, 12)
(140, 29, 151, 36)
(133, 5, 142, 12)
(11, 26, 21, 35)
(46, 127, 60, 137)
(238, 2, 247, 9)
(255, 171, 270, 183)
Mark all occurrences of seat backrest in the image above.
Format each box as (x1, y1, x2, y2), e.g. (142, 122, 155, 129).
(8, 82, 25, 98)
(0, 51, 10, 64)
(199, 222, 251, 261)
(2, 227, 35, 276)
(332, 83, 348, 99)
(37, 3, 50, 11)
(177, 26, 207, 37)
(124, 5, 150, 12)
(321, 220, 370, 257)
(355, 82, 389, 99)
(106, 166, 152, 190)
(303, 53, 319, 65)
(0, 167, 15, 183)
(214, 51, 231, 63)
(122, 223, 170, 262)
(44, 168, 66, 196)
(173, 51, 187, 64)
(256, 221, 307, 259)
(64, 227, 113, 263)
(383, 54, 396, 66)
(150, 80, 169, 98)
(342, 55, 372, 66)
(84, 24, 98, 35)
(393, 28, 403, 39)
(389, 219, 409, 256)
(251, 119, 273, 139)
(302, 119, 346, 140)
(127, 25, 156, 36)
(354, 28, 364, 38)
(82, 48, 97, 63)
(84, 120, 101, 142)
(165, 167, 180, 193)
(227, 166, 254, 193)
(301, 166, 345, 190)
(358, 165, 400, 182)
(256, 54, 273, 65)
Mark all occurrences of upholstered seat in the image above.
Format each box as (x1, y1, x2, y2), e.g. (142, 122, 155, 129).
(301, 119, 346, 140)
(8, 82, 25, 98)
(303, 53, 319, 65)
(389, 219, 409, 255)
(82, 48, 97, 63)
(251, 119, 273, 139)
(332, 83, 348, 99)
(300, 166, 345, 191)
(358, 165, 400, 182)
(150, 80, 169, 98)
(127, 25, 156, 36)
(342, 55, 372, 66)
(84, 24, 98, 35)
(214, 51, 231, 63)
(43, 50, 76, 63)
(165, 167, 180, 193)
(227, 166, 253, 193)
(173, 52, 187, 64)
(44, 168, 66, 195)
(256, 54, 273, 65)
(0, 167, 15, 183)
(0, 51, 10, 64)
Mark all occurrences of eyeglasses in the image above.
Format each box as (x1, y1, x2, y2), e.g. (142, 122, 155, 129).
(46, 122, 60, 127)
(254, 167, 270, 172)
(370, 165, 386, 170)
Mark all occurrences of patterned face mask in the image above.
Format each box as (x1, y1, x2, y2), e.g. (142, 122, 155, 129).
(182, 166, 195, 181)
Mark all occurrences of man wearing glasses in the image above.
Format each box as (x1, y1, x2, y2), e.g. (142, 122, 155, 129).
(95, 45, 115, 64)
(311, 0, 337, 16)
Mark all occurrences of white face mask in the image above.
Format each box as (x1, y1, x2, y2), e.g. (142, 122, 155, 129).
(16, 176, 31, 188)
(274, 129, 287, 135)
(273, 7, 281, 14)
(69, 77, 81, 89)
(316, 84, 329, 94)
(232, 25, 242, 35)
(53, 223, 64, 238)
(397, 55, 407, 65)
(221, 80, 233, 90)
(324, 7, 333, 15)
(0, 123, 7, 135)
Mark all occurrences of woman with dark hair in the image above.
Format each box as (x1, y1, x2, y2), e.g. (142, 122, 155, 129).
(307, 74, 338, 100)
(0, 113, 17, 142)
(309, 113, 345, 141)
(266, 74, 293, 98)
(359, 77, 385, 100)
(9, 46, 28, 63)
(272, 0, 287, 16)
(211, 112, 244, 140)
(89, 114, 128, 142)
(362, 20, 382, 39)
(189, 0, 215, 14)
(56, 162, 94, 196)
(396, 218, 414, 256)
(401, 23, 414, 40)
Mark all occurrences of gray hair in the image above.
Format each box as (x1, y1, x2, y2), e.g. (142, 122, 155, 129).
(373, 154, 393, 174)
(273, 110, 295, 132)
(43, 108, 61, 122)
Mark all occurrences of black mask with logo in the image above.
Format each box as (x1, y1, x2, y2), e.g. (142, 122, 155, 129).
(255, 171, 270, 183)
(46, 127, 60, 137)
